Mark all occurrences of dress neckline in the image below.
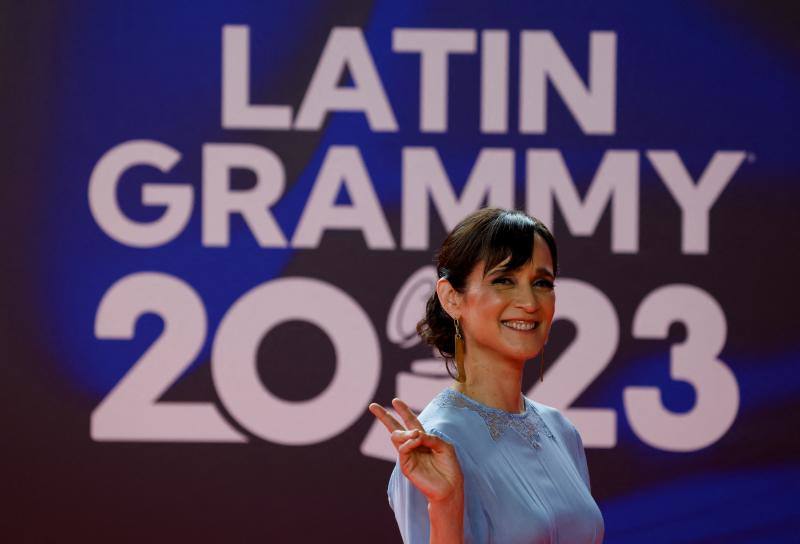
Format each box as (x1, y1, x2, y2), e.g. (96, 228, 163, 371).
(434, 388, 555, 449)
(446, 387, 531, 418)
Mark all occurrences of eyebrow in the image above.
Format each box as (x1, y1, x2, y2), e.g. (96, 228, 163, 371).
(536, 267, 556, 279)
(485, 264, 555, 279)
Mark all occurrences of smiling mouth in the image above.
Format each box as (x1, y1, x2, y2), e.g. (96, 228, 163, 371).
(501, 320, 539, 331)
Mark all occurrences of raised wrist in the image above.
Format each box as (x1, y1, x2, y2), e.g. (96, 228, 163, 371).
(428, 484, 464, 510)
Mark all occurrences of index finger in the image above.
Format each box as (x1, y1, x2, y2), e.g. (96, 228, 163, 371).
(368, 403, 405, 433)
(391, 398, 425, 432)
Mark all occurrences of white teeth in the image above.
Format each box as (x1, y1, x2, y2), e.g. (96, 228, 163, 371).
(502, 320, 537, 331)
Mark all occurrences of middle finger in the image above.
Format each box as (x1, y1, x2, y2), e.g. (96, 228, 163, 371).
(391, 398, 425, 432)
(368, 403, 405, 433)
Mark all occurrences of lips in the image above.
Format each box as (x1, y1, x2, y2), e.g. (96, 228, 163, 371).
(501, 320, 539, 331)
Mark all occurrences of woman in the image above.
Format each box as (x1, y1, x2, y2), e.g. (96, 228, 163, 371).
(369, 208, 604, 543)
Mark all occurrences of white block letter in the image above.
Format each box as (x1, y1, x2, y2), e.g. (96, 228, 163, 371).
(648, 151, 745, 254)
(222, 25, 293, 129)
(202, 144, 287, 247)
(88, 140, 192, 248)
(292, 146, 395, 249)
(481, 30, 509, 134)
(393, 29, 476, 133)
(403, 147, 514, 250)
(527, 149, 639, 253)
(520, 31, 616, 134)
(212, 277, 381, 445)
(295, 28, 397, 131)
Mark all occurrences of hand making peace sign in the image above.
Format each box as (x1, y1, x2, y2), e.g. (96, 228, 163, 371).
(368, 398, 464, 503)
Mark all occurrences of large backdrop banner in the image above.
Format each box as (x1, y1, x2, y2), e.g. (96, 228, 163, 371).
(3, 1, 799, 542)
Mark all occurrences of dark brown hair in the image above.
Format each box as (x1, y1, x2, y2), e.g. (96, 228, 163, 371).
(416, 208, 558, 377)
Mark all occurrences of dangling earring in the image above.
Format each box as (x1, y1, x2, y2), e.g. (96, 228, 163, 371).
(454, 318, 466, 383)
(539, 345, 545, 383)
(539, 326, 550, 382)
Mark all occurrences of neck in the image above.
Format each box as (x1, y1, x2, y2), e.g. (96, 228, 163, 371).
(453, 347, 525, 413)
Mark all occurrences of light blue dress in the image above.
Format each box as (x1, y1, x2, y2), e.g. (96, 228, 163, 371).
(388, 388, 605, 543)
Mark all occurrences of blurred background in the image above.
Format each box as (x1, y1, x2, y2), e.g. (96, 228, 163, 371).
(2, 1, 799, 542)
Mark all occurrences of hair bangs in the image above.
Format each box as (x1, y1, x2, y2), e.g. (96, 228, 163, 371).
(480, 211, 537, 276)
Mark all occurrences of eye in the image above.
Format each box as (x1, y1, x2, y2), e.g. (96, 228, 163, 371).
(491, 276, 513, 286)
(533, 279, 555, 290)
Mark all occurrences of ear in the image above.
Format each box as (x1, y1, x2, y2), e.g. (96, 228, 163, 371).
(436, 277, 462, 319)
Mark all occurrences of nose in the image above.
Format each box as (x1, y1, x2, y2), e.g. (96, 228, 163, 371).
(514, 284, 539, 313)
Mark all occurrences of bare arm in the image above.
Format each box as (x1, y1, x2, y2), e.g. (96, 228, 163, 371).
(369, 399, 465, 544)
(428, 492, 464, 544)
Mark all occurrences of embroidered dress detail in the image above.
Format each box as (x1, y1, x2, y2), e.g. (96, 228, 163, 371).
(433, 388, 556, 449)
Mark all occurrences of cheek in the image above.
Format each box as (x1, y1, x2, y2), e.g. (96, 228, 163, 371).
(463, 291, 507, 324)
(544, 295, 556, 321)
(474, 291, 509, 314)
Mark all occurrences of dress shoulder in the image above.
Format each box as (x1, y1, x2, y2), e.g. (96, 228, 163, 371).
(413, 395, 474, 456)
(525, 398, 577, 436)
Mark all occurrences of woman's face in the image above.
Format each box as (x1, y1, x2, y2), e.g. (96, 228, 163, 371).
(458, 233, 556, 365)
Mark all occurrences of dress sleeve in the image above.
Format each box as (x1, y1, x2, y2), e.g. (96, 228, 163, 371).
(387, 459, 431, 543)
(569, 422, 592, 491)
(545, 406, 593, 491)
(387, 428, 485, 543)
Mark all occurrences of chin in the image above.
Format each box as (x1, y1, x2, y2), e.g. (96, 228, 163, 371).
(501, 345, 542, 363)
